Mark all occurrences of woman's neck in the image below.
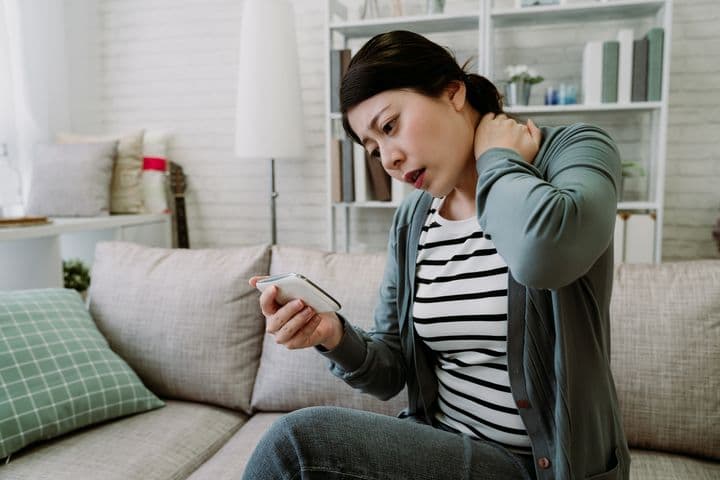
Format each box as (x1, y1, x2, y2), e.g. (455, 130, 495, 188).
(439, 105, 483, 221)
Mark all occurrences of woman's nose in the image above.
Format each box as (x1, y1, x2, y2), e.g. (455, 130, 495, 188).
(381, 148, 403, 172)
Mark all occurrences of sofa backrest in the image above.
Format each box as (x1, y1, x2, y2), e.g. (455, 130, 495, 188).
(610, 260, 719, 460)
(251, 245, 408, 417)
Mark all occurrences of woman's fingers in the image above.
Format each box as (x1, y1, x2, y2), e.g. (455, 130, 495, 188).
(273, 303, 315, 344)
(258, 284, 281, 318)
(527, 118, 542, 146)
(265, 297, 302, 331)
(285, 312, 324, 349)
(248, 275, 268, 288)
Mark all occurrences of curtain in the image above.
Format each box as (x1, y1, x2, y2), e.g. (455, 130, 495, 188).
(1, 0, 72, 212)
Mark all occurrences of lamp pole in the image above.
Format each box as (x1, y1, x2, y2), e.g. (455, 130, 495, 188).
(270, 157, 278, 245)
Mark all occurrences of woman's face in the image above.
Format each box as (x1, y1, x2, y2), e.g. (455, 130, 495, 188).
(346, 85, 477, 198)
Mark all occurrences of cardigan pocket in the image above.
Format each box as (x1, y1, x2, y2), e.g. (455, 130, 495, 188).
(584, 448, 620, 480)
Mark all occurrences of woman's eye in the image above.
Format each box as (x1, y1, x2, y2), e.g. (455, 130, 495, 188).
(382, 120, 395, 134)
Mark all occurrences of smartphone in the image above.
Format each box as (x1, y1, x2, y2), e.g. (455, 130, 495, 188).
(255, 273, 341, 313)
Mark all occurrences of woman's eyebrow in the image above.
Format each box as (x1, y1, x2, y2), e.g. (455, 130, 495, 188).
(361, 105, 390, 146)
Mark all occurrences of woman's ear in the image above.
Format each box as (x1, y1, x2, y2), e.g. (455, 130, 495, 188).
(446, 80, 467, 111)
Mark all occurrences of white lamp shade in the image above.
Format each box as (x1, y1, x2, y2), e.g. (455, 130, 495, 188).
(235, 0, 305, 159)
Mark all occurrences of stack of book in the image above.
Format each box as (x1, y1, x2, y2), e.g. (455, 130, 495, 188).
(330, 139, 412, 205)
(614, 212, 656, 263)
(582, 27, 664, 104)
(0, 216, 51, 228)
(330, 47, 413, 205)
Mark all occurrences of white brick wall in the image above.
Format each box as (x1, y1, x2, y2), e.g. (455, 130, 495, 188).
(97, 0, 719, 258)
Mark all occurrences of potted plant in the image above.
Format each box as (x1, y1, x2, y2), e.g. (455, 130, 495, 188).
(620, 161, 647, 202)
(503, 64, 544, 106)
(63, 259, 91, 300)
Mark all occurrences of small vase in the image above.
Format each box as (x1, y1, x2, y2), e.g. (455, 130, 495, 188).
(427, 0, 446, 15)
(504, 81, 532, 106)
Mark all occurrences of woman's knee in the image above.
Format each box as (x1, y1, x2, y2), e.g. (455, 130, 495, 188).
(265, 407, 337, 444)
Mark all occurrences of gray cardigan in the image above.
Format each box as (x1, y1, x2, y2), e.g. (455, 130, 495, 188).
(318, 123, 631, 480)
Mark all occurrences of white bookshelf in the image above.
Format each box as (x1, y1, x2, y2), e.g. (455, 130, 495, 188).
(325, 0, 672, 262)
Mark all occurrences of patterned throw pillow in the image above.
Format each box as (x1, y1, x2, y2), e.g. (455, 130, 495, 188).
(0, 289, 164, 460)
(56, 130, 145, 214)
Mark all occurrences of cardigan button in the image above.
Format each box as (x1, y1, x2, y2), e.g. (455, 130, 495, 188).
(517, 399, 530, 409)
(537, 457, 551, 469)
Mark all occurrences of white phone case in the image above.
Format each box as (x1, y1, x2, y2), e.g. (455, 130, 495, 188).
(256, 273, 341, 313)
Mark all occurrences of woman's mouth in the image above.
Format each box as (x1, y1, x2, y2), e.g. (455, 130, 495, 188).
(404, 168, 426, 189)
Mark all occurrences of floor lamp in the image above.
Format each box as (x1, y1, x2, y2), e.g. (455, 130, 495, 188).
(234, 0, 305, 245)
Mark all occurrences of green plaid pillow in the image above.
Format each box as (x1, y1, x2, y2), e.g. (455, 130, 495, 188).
(0, 289, 164, 459)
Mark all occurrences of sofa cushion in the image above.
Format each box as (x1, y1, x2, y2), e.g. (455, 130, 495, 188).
(57, 130, 145, 214)
(0, 288, 164, 460)
(187, 412, 284, 480)
(1, 400, 246, 480)
(629, 449, 720, 480)
(25, 141, 117, 217)
(610, 260, 720, 459)
(88, 242, 271, 414)
(251, 246, 408, 416)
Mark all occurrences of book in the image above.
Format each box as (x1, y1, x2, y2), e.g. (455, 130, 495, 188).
(631, 38, 648, 102)
(353, 143, 371, 202)
(582, 41, 603, 105)
(340, 49, 352, 79)
(341, 137, 354, 203)
(391, 178, 413, 205)
(616, 29, 634, 104)
(330, 50, 341, 113)
(0, 216, 51, 228)
(365, 155, 392, 201)
(330, 49, 352, 113)
(646, 27, 664, 101)
(614, 213, 627, 263)
(602, 41, 619, 103)
(330, 139, 342, 203)
(624, 213, 655, 263)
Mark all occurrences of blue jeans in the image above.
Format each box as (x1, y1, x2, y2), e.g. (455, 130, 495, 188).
(242, 406, 537, 480)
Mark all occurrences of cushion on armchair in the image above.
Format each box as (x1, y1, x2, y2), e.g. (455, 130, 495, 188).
(610, 260, 720, 460)
(0, 289, 164, 460)
(250, 245, 408, 416)
(88, 242, 270, 414)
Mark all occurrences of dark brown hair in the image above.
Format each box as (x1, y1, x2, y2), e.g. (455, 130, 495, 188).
(340, 30, 504, 144)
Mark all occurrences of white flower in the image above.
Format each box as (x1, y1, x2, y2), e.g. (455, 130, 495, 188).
(504, 64, 544, 84)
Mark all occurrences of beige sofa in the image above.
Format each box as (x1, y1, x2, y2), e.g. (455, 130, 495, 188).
(2, 242, 718, 479)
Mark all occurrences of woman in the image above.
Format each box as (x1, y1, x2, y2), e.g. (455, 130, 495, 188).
(245, 30, 629, 480)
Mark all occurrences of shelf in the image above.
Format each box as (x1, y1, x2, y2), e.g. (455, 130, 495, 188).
(492, 0, 665, 27)
(335, 201, 657, 212)
(0, 213, 170, 241)
(506, 102, 662, 115)
(333, 201, 400, 209)
(329, 12, 480, 38)
(617, 201, 658, 211)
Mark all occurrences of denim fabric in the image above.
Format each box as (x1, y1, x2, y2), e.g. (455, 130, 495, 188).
(242, 406, 536, 480)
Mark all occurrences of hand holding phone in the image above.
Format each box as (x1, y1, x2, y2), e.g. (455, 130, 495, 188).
(255, 273, 341, 313)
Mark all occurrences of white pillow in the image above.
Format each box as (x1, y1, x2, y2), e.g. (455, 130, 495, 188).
(25, 141, 117, 217)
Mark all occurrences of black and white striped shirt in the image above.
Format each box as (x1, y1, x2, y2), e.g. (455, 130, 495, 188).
(414, 196, 532, 454)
